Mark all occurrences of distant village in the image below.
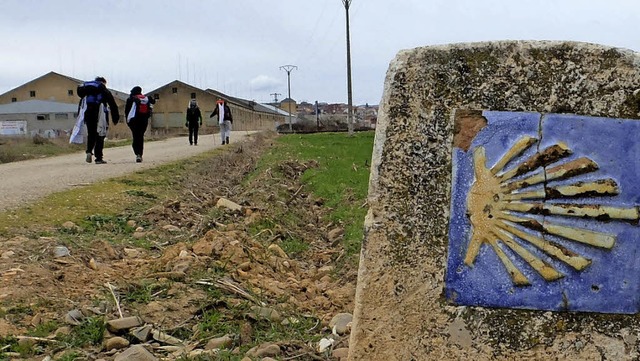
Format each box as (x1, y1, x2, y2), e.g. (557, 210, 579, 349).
(0, 71, 378, 137)
(292, 100, 378, 132)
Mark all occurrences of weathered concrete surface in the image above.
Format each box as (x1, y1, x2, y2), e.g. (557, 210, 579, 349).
(349, 41, 640, 361)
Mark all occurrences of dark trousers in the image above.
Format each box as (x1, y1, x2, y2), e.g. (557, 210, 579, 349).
(188, 122, 199, 144)
(84, 112, 104, 160)
(128, 117, 149, 156)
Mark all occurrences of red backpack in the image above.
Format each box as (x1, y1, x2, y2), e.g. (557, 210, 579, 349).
(135, 94, 149, 116)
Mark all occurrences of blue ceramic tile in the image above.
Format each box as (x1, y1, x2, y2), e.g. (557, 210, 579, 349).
(446, 111, 640, 314)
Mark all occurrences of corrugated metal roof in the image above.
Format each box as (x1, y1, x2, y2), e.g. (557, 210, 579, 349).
(0, 100, 78, 114)
(259, 103, 292, 116)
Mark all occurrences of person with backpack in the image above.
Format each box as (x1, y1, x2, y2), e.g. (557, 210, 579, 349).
(210, 98, 233, 145)
(185, 99, 202, 145)
(76, 76, 120, 164)
(125, 86, 155, 163)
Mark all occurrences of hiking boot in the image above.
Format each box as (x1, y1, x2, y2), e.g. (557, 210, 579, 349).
(94, 159, 107, 164)
(85, 153, 92, 163)
(225, 136, 230, 144)
(136, 155, 142, 163)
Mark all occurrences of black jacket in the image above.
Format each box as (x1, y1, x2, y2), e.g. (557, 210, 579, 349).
(210, 103, 233, 122)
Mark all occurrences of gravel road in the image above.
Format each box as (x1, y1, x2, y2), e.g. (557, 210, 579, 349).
(0, 131, 256, 211)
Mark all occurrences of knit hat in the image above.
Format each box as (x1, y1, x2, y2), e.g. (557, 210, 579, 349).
(130, 86, 142, 95)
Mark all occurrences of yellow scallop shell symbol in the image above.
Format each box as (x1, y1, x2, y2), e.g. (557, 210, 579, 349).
(465, 136, 639, 286)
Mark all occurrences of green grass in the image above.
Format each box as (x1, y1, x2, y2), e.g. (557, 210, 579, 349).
(194, 302, 322, 356)
(57, 316, 105, 347)
(56, 351, 82, 361)
(250, 313, 323, 347)
(0, 136, 85, 163)
(0, 316, 59, 357)
(247, 218, 278, 237)
(27, 320, 60, 338)
(0, 336, 18, 356)
(279, 236, 310, 257)
(123, 281, 167, 304)
(197, 308, 241, 338)
(267, 131, 375, 258)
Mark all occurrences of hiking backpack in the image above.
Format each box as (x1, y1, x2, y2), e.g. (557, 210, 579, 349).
(135, 94, 150, 116)
(187, 106, 199, 120)
(77, 81, 103, 105)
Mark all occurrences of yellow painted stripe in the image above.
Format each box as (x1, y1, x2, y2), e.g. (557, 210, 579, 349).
(488, 237, 531, 286)
(497, 220, 592, 270)
(493, 229, 563, 281)
(490, 136, 537, 175)
(543, 222, 615, 249)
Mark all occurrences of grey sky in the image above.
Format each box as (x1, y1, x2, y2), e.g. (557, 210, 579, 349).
(1, 0, 638, 105)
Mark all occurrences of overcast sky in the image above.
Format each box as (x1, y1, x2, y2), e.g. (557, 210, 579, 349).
(1, 1, 639, 105)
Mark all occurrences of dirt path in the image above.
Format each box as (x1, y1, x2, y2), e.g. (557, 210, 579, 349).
(0, 131, 257, 211)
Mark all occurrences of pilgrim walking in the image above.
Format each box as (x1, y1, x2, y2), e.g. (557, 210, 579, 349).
(75, 76, 120, 164)
(125, 86, 155, 162)
(210, 98, 233, 144)
(185, 99, 202, 145)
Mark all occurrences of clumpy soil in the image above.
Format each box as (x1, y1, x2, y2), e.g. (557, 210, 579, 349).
(0, 132, 357, 360)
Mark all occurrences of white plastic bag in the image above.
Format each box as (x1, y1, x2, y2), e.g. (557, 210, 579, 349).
(70, 99, 85, 144)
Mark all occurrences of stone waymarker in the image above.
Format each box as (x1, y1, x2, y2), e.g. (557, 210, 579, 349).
(349, 41, 640, 361)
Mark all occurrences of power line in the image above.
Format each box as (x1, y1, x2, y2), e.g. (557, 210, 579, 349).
(293, 0, 332, 65)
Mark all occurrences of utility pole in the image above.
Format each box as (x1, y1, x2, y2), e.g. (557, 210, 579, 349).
(280, 65, 297, 132)
(342, 0, 354, 136)
(270, 92, 281, 103)
(315, 100, 320, 131)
